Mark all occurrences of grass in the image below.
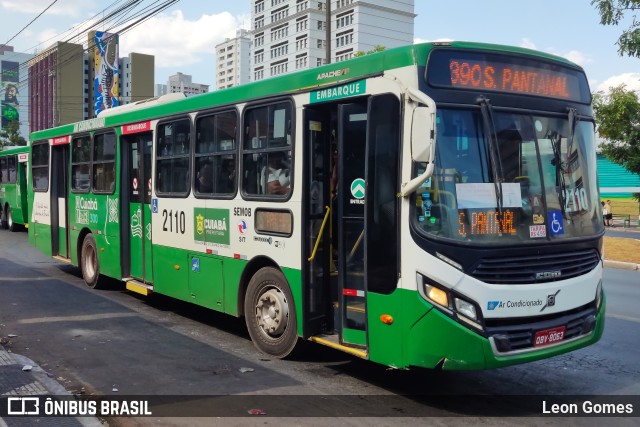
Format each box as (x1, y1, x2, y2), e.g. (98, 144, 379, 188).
(601, 198, 640, 217)
(604, 236, 640, 264)
(601, 197, 640, 264)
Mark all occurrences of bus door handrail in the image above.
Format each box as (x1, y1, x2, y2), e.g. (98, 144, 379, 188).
(308, 205, 331, 262)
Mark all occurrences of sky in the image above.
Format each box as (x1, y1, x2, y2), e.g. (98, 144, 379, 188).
(1, 0, 639, 94)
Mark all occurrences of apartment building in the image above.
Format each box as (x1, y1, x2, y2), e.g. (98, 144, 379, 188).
(250, 0, 415, 81)
(215, 29, 252, 90)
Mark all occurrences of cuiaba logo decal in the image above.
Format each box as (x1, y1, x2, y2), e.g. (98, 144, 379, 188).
(193, 208, 230, 246)
(196, 214, 205, 236)
(238, 220, 247, 234)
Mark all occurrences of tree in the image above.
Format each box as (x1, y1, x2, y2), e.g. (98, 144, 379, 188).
(592, 0, 640, 57)
(353, 45, 386, 58)
(0, 120, 27, 147)
(593, 85, 640, 177)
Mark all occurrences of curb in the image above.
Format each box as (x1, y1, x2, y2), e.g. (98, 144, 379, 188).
(604, 260, 640, 271)
(0, 345, 104, 427)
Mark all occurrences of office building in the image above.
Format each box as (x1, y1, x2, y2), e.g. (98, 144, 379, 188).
(27, 34, 155, 130)
(156, 72, 209, 97)
(119, 53, 155, 104)
(1, 46, 33, 139)
(28, 41, 84, 132)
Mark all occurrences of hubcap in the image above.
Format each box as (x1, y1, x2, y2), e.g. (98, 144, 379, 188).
(7, 210, 12, 228)
(255, 288, 289, 337)
(84, 247, 96, 279)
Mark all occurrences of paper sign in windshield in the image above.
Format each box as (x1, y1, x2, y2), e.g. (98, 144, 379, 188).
(456, 183, 522, 209)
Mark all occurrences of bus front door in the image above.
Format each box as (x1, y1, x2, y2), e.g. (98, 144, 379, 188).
(50, 144, 70, 258)
(122, 133, 154, 283)
(337, 103, 368, 347)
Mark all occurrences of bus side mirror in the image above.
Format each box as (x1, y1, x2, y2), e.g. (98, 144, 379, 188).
(411, 106, 435, 163)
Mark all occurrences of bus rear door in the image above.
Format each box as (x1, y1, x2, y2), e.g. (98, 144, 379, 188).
(50, 144, 70, 258)
(122, 132, 154, 285)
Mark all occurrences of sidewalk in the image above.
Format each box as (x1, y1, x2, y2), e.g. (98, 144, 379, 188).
(0, 344, 104, 427)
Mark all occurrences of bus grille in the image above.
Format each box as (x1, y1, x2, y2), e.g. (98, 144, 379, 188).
(470, 249, 600, 284)
(486, 304, 597, 353)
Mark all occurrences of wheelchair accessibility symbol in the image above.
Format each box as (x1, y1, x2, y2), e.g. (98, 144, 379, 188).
(547, 210, 564, 235)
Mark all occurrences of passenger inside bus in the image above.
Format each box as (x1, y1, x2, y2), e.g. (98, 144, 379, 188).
(218, 158, 236, 193)
(197, 163, 213, 193)
(266, 151, 290, 195)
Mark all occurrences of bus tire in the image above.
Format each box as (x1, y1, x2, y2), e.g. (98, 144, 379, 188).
(81, 234, 101, 289)
(7, 206, 18, 232)
(244, 267, 298, 358)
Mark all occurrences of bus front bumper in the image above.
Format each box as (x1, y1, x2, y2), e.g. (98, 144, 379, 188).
(406, 296, 605, 370)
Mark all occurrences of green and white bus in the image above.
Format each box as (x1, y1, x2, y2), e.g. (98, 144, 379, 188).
(28, 41, 605, 370)
(1, 145, 29, 232)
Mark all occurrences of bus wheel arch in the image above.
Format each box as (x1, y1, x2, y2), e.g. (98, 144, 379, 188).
(242, 262, 298, 358)
(1, 203, 8, 229)
(237, 256, 279, 317)
(79, 231, 102, 289)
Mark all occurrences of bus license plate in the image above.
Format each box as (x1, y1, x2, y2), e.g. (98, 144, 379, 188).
(533, 326, 566, 347)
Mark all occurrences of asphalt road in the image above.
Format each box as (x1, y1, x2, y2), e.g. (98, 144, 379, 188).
(605, 227, 640, 240)
(1, 228, 639, 426)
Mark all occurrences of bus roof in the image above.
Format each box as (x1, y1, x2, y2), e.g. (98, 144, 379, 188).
(30, 41, 584, 142)
(0, 146, 29, 155)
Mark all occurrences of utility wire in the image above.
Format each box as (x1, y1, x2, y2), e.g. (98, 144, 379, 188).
(2, 0, 178, 97)
(0, 0, 60, 50)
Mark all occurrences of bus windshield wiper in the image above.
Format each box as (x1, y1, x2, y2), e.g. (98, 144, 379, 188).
(478, 97, 504, 214)
(566, 107, 577, 158)
(548, 132, 568, 218)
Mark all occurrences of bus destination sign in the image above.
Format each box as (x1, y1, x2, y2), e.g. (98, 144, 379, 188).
(427, 49, 590, 103)
(449, 59, 571, 99)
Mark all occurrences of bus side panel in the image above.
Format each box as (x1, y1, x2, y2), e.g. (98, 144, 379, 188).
(32, 222, 53, 256)
(68, 195, 122, 278)
(94, 231, 122, 279)
(152, 244, 191, 301)
(366, 290, 406, 367)
(30, 192, 53, 256)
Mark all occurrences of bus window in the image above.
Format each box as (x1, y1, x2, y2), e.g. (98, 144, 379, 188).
(156, 118, 191, 196)
(0, 157, 6, 183)
(7, 156, 17, 183)
(32, 142, 49, 192)
(195, 111, 237, 196)
(93, 132, 116, 193)
(242, 101, 292, 197)
(71, 135, 91, 192)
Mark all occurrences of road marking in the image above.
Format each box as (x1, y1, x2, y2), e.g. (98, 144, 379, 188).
(18, 313, 136, 324)
(606, 313, 640, 324)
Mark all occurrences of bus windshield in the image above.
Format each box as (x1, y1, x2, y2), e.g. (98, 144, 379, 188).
(413, 108, 603, 243)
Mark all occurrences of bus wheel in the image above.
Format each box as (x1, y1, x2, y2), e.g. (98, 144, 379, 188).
(1, 206, 7, 230)
(7, 207, 17, 232)
(244, 267, 298, 358)
(81, 234, 101, 289)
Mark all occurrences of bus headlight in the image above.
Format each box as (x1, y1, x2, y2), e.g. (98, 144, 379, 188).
(454, 297, 477, 321)
(417, 273, 484, 331)
(417, 273, 452, 311)
(595, 279, 603, 310)
(426, 284, 449, 308)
